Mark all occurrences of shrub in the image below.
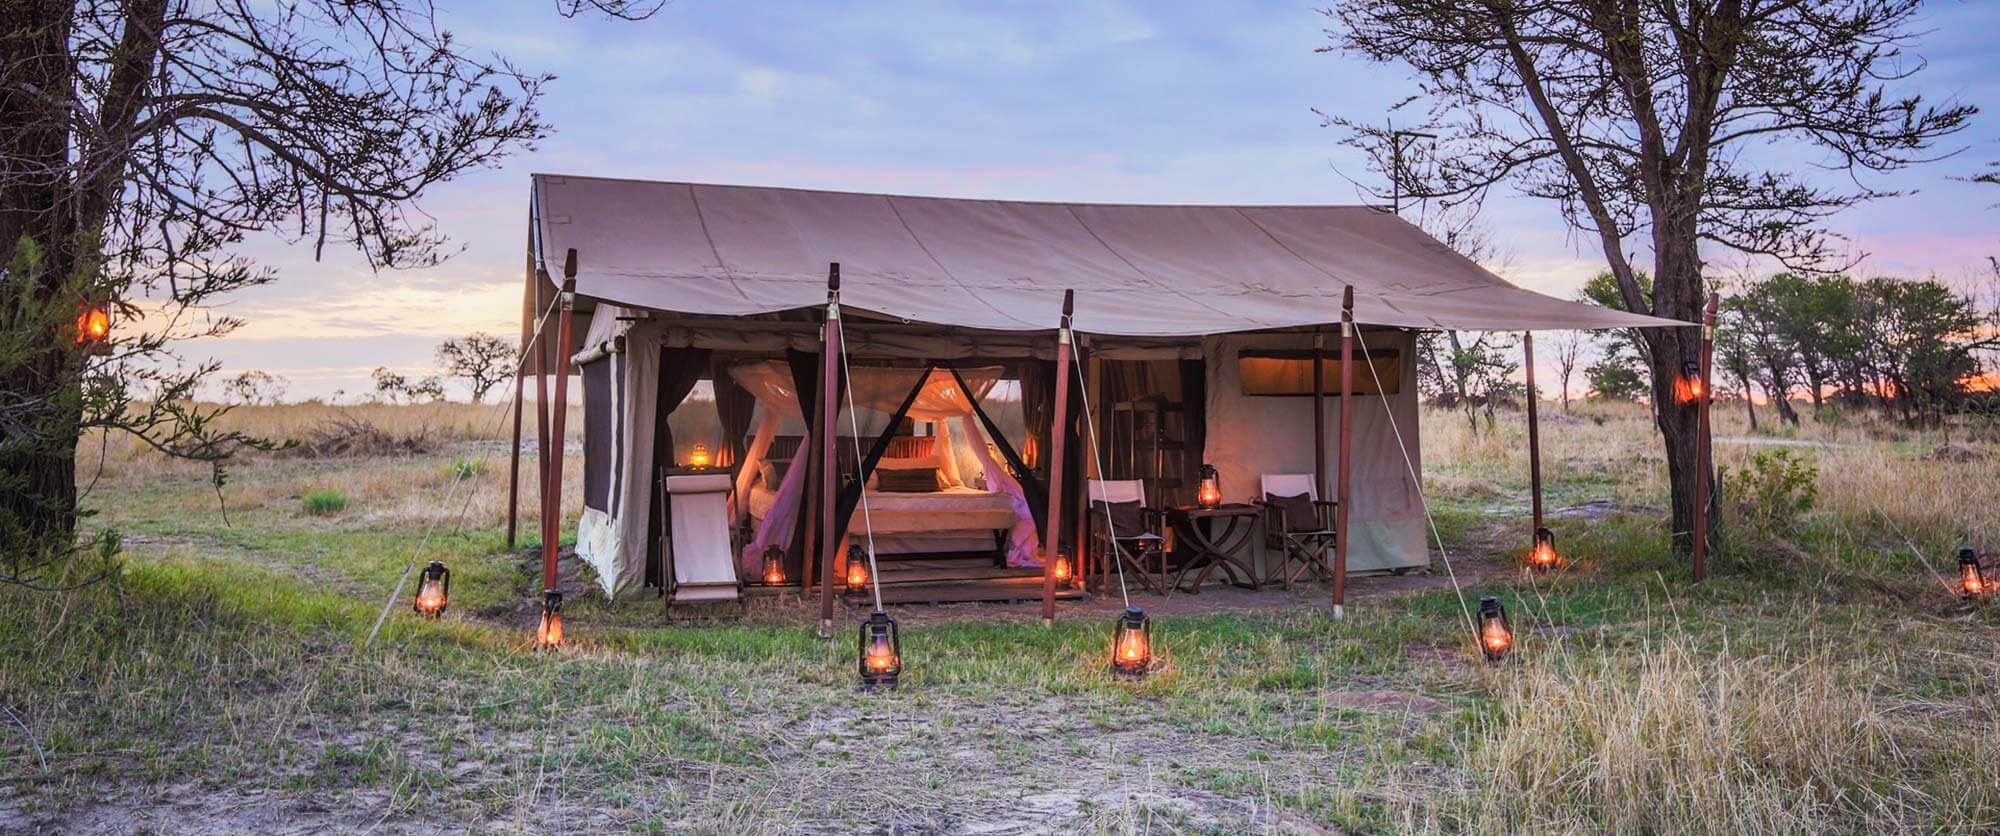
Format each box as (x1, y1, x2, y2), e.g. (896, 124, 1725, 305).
(302, 489, 349, 516)
(450, 458, 485, 479)
(1723, 450, 1818, 534)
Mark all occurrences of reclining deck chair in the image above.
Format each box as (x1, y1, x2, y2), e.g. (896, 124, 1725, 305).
(660, 472, 745, 614)
(1087, 479, 1171, 595)
(1257, 473, 1337, 589)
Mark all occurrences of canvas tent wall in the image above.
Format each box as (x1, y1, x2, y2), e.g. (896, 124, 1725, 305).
(530, 176, 1689, 597)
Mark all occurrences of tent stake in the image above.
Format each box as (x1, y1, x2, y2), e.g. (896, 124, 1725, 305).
(542, 250, 579, 595)
(1524, 332, 1543, 532)
(1333, 287, 1354, 618)
(1041, 290, 1075, 627)
(819, 264, 842, 635)
(1693, 292, 1718, 583)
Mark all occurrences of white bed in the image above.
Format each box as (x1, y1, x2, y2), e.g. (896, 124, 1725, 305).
(746, 483, 1017, 554)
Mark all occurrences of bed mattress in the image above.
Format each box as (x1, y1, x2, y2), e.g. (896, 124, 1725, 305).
(747, 484, 1018, 534)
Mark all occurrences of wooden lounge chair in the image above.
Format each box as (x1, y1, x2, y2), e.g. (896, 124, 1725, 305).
(1087, 479, 1171, 595)
(1256, 473, 1337, 589)
(660, 471, 745, 614)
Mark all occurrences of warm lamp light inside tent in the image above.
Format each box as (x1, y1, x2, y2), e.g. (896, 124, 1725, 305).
(1958, 547, 1990, 601)
(1528, 526, 1560, 571)
(413, 560, 450, 617)
(846, 552, 869, 588)
(857, 610, 902, 689)
(687, 443, 712, 469)
(1110, 607, 1151, 678)
(74, 303, 110, 345)
(1477, 596, 1513, 662)
(761, 546, 786, 586)
(1196, 464, 1222, 507)
(1052, 550, 1072, 583)
(535, 589, 564, 649)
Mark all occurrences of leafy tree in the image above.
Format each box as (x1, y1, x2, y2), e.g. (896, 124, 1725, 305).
(1858, 277, 1993, 426)
(436, 332, 517, 403)
(1723, 286, 1803, 426)
(1585, 345, 1649, 402)
(1326, 0, 1973, 555)
(372, 367, 444, 405)
(222, 371, 288, 406)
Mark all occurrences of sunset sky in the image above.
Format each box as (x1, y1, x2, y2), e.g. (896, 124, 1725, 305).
(196, 0, 2000, 401)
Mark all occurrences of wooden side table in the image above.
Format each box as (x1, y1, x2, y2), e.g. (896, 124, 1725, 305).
(1167, 503, 1262, 594)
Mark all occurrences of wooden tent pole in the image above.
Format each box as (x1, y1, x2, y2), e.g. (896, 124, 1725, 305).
(1692, 292, 1718, 583)
(533, 267, 552, 555)
(1524, 332, 1543, 531)
(1041, 290, 1075, 627)
(1333, 287, 1354, 617)
(819, 264, 843, 635)
(1313, 327, 1327, 503)
(542, 250, 579, 593)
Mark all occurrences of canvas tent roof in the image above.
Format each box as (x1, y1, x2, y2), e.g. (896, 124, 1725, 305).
(529, 175, 1687, 335)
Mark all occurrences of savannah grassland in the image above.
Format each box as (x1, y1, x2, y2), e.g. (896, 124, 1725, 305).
(3, 398, 1998, 834)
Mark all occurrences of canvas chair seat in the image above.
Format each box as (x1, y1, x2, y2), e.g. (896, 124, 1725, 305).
(1258, 473, 1337, 589)
(662, 472, 744, 611)
(1087, 479, 1173, 596)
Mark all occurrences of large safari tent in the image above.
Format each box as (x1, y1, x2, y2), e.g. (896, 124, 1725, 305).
(509, 176, 1685, 628)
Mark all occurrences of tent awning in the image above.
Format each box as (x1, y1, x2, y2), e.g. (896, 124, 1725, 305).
(530, 175, 1689, 335)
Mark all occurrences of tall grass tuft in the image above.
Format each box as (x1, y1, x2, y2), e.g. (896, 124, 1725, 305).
(302, 488, 349, 516)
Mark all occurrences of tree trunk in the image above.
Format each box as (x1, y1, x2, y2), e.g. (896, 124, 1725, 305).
(1644, 224, 1717, 558)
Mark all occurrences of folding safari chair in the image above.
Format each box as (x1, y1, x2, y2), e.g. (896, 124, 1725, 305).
(660, 472, 746, 615)
(1087, 479, 1171, 595)
(1256, 473, 1337, 589)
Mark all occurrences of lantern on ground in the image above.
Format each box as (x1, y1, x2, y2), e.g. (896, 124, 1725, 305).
(1527, 526, 1560, 571)
(858, 609, 902, 689)
(762, 545, 786, 586)
(413, 560, 450, 617)
(1196, 464, 1223, 508)
(1477, 596, 1513, 662)
(846, 545, 869, 588)
(1052, 549, 1073, 584)
(1110, 606, 1152, 678)
(1675, 360, 1705, 405)
(1958, 547, 1990, 601)
(74, 302, 111, 346)
(535, 589, 564, 650)
(687, 443, 713, 469)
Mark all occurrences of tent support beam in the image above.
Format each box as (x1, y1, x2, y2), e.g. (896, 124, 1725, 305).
(542, 250, 579, 596)
(819, 264, 843, 635)
(1332, 287, 1354, 617)
(1693, 292, 1718, 583)
(1313, 328, 1327, 503)
(1524, 332, 1543, 532)
(1041, 290, 1075, 627)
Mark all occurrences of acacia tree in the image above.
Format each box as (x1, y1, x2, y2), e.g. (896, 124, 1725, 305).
(436, 332, 516, 403)
(0, 1, 649, 584)
(1326, 0, 1972, 554)
(1550, 330, 1581, 412)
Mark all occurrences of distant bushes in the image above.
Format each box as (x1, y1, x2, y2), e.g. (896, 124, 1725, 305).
(302, 489, 349, 516)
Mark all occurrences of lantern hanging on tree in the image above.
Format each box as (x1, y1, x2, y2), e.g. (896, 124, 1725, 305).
(1477, 596, 1513, 662)
(413, 560, 450, 617)
(1196, 464, 1223, 508)
(762, 545, 786, 586)
(688, 442, 713, 469)
(535, 589, 564, 650)
(1957, 547, 1990, 601)
(1110, 606, 1152, 678)
(1675, 360, 1705, 405)
(1527, 526, 1561, 571)
(857, 609, 902, 689)
(846, 544, 869, 588)
(74, 302, 111, 346)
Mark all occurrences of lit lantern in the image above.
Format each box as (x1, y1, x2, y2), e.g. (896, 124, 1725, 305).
(761, 545, 786, 586)
(413, 560, 450, 617)
(846, 545, 870, 588)
(74, 302, 111, 346)
(1196, 464, 1223, 508)
(687, 443, 713, 469)
(857, 609, 902, 689)
(1675, 360, 1705, 405)
(1110, 606, 1152, 678)
(535, 589, 564, 650)
(1527, 526, 1560, 571)
(1052, 550, 1072, 584)
(1477, 596, 1512, 662)
(1958, 547, 1990, 601)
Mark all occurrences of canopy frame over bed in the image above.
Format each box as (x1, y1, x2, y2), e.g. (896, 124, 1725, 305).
(510, 176, 1691, 627)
